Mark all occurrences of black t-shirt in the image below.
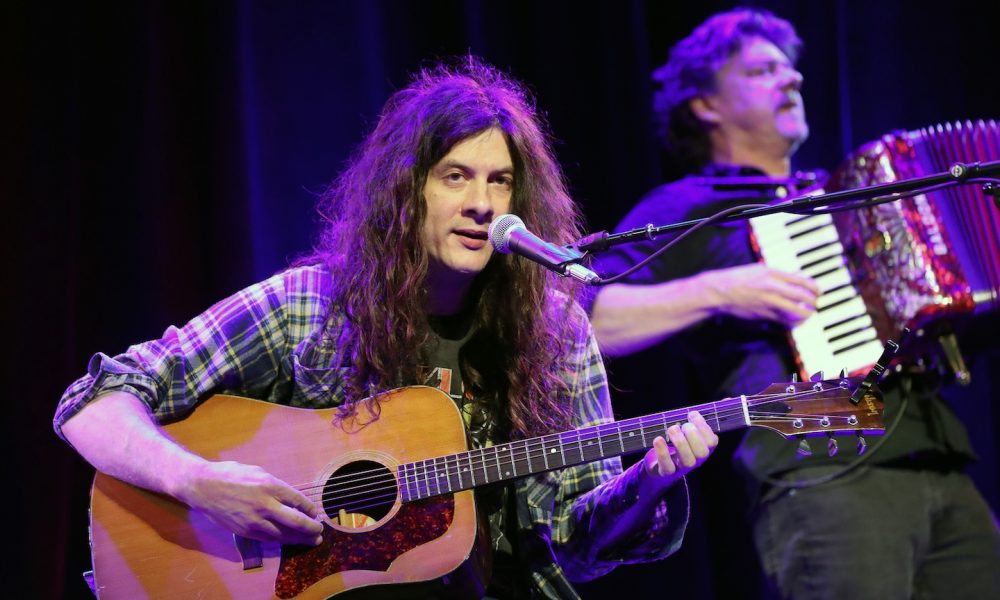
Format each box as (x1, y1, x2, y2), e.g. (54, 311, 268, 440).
(593, 164, 975, 488)
(424, 314, 525, 599)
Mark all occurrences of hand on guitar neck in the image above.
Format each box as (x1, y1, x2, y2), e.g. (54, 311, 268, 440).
(596, 411, 719, 552)
(642, 411, 718, 490)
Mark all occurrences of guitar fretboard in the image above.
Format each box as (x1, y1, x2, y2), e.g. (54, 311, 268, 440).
(398, 396, 751, 502)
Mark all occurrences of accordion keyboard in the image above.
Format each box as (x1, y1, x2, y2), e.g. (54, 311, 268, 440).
(750, 210, 884, 377)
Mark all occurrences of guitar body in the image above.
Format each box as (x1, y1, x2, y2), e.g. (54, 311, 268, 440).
(87, 374, 886, 598)
(89, 387, 490, 599)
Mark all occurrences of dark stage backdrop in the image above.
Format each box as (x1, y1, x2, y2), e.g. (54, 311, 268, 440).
(6, 1, 999, 597)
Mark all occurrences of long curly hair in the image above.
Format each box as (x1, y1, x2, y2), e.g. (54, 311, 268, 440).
(652, 8, 802, 174)
(302, 57, 585, 440)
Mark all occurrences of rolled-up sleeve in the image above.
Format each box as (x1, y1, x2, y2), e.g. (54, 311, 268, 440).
(52, 268, 311, 441)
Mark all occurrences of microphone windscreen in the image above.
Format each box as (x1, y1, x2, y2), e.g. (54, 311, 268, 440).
(487, 214, 524, 254)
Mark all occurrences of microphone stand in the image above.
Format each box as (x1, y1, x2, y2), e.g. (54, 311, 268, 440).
(573, 159, 1000, 254)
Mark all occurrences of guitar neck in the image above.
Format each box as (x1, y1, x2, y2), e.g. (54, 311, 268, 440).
(398, 396, 748, 502)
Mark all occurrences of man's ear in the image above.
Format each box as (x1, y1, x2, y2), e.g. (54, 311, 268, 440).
(689, 96, 721, 125)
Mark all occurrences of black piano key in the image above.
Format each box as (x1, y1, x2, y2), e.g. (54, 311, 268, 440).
(802, 253, 846, 272)
(789, 223, 831, 240)
(816, 295, 854, 313)
(819, 282, 853, 296)
(828, 325, 874, 344)
(822, 312, 870, 331)
(832, 333, 880, 355)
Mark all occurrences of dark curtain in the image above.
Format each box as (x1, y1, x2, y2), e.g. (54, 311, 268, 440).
(6, 1, 998, 597)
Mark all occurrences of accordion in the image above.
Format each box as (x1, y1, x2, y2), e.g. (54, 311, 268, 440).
(751, 120, 1000, 380)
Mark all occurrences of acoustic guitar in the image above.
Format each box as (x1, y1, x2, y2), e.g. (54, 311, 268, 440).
(87, 377, 884, 598)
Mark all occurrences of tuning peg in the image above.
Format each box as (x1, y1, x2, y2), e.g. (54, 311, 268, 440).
(856, 433, 868, 455)
(839, 368, 848, 378)
(790, 373, 799, 383)
(796, 438, 813, 457)
(827, 434, 839, 457)
(810, 370, 825, 382)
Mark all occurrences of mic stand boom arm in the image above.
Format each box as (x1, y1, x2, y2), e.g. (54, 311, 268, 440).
(575, 159, 1000, 253)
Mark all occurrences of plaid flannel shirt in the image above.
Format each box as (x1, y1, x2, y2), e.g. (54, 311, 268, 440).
(54, 264, 688, 598)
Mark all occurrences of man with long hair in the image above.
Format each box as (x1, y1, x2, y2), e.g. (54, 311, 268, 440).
(591, 8, 1000, 599)
(54, 58, 717, 598)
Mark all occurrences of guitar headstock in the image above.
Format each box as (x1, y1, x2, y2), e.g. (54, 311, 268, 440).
(747, 376, 884, 439)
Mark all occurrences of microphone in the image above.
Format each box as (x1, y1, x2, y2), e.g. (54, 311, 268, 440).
(488, 214, 601, 284)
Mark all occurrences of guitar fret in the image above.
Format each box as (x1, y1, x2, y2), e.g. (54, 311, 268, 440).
(399, 464, 408, 502)
(410, 463, 419, 501)
(616, 423, 625, 454)
(620, 422, 638, 453)
(439, 456, 452, 493)
(573, 429, 585, 463)
(494, 447, 502, 483)
(531, 439, 542, 473)
(409, 462, 417, 500)
(414, 461, 425, 500)
(421, 460, 432, 498)
(509, 445, 517, 478)
(448, 455, 459, 491)
(480, 447, 489, 484)
(444, 455, 455, 491)
(466, 451, 476, 488)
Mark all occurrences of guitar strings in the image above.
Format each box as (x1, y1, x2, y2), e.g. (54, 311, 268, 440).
(293, 388, 859, 506)
(295, 386, 852, 495)
(308, 406, 865, 515)
(293, 392, 764, 495)
(292, 388, 809, 492)
(291, 388, 870, 513)
(300, 394, 859, 511)
(306, 406, 857, 515)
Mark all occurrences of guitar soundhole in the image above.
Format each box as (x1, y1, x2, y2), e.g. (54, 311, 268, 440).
(322, 460, 397, 529)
